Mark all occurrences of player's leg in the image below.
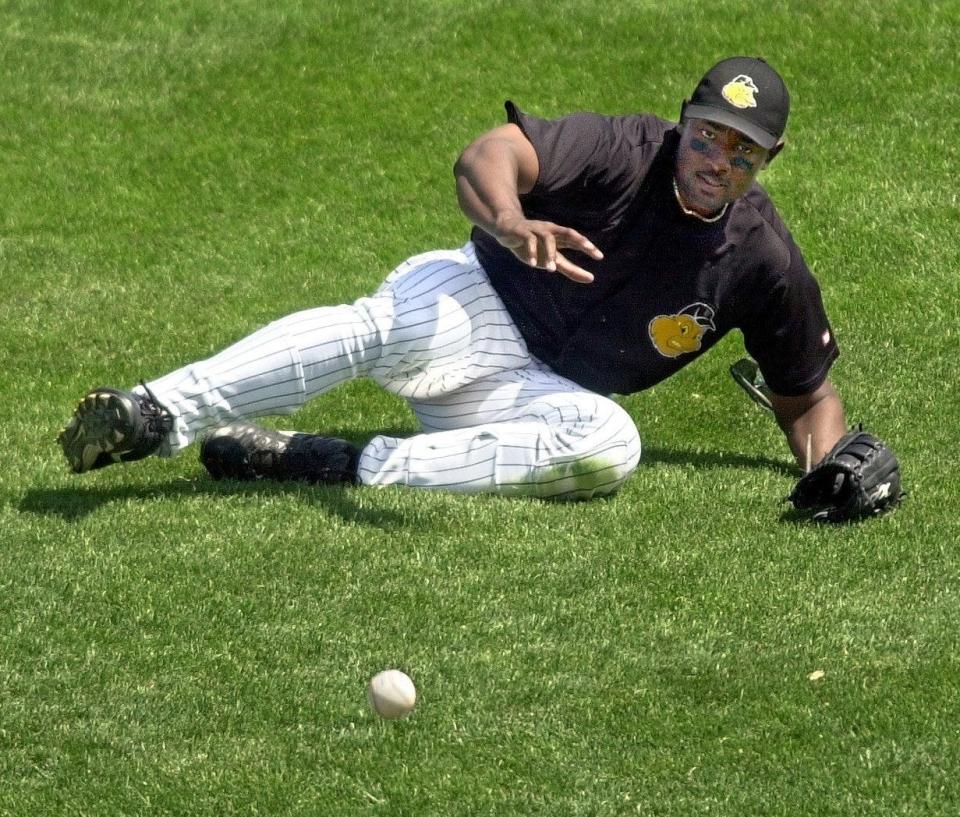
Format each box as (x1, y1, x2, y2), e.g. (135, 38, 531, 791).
(57, 299, 386, 473)
(153, 244, 526, 449)
(59, 243, 530, 473)
(362, 245, 530, 402)
(135, 299, 385, 455)
(362, 364, 642, 499)
(199, 364, 641, 498)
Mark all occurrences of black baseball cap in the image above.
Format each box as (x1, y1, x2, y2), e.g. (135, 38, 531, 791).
(681, 56, 789, 150)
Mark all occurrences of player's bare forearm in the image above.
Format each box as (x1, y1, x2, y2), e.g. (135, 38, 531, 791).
(769, 379, 847, 469)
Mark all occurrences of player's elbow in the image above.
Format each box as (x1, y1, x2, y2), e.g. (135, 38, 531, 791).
(453, 135, 502, 180)
(452, 144, 472, 178)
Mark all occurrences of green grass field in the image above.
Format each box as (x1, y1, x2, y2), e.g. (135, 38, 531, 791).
(2, 1, 959, 814)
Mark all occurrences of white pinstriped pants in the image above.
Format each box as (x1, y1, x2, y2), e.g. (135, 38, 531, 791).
(143, 243, 641, 499)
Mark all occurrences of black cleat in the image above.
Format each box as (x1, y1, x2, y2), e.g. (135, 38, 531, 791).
(199, 422, 360, 485)
(58, 386, 174, 473)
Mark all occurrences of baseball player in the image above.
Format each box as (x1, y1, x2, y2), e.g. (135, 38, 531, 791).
(59, 57, 855, 502)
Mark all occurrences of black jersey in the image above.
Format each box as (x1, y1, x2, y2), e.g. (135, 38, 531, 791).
(472, 102, 839, 396)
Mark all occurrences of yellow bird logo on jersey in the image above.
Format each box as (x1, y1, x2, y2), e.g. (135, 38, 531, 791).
(648, 303, 717, 358)
(722, 74, 759, 109)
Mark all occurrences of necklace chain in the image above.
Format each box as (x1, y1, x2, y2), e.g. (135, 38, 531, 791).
(672, 178, 728, 223)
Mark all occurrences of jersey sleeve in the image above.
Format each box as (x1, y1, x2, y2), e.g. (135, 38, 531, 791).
(741, 236, 840, 397)
(505, 101, 638, 204)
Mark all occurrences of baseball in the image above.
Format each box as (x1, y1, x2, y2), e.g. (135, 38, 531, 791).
(367, 669, 417, 719)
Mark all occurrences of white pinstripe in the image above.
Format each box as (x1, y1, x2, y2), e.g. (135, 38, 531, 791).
(142, 243, 641, 498)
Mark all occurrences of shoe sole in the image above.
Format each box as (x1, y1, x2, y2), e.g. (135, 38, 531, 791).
(58, 390, 137, 473)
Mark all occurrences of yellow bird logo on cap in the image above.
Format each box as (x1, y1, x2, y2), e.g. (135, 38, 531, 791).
(722, 74, 759, 109)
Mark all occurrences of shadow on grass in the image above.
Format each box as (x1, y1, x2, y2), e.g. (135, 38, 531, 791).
(777, 505, 821, 525)
(17, 477, 413, 529)
(641, 445, 797, 477)
(21, 423, 420, 527)
(20, 439, 800, 527)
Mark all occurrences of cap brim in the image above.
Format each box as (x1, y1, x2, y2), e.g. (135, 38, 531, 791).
(682, 104, 780, 150)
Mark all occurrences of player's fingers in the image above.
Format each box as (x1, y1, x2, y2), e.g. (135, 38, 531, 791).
(523, 234, 538, 268)
(508, 238, 539, 269)
(554, 252, 595, 284)
(504, 220, 599, 278)
(553, 226, 604, 260)
(537, 232, 558, 272)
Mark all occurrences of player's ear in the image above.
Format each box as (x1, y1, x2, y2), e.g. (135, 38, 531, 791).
(763, 138, 786, 167)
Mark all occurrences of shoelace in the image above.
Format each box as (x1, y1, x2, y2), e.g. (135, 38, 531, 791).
(137, 380, 174, 432)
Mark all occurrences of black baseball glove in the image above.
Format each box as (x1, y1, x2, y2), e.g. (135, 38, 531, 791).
(787, 427, 904, 523)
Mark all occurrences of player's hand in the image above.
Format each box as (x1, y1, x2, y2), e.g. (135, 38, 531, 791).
(494, 215, 603, 283)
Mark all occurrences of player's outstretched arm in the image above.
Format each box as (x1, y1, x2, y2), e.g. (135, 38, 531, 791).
(454, 124, 603, 283)
(773, 378, 904, 522)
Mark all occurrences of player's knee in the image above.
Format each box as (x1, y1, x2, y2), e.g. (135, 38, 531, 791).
(587, 415, 642, 495)
(369, 294, 475, 393)
(538, 403, 641, 500)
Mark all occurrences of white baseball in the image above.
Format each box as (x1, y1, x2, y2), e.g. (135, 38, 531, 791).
(367, 669, 417, 719)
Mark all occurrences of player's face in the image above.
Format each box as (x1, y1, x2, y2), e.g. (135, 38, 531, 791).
(674, 118, 772, 217)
